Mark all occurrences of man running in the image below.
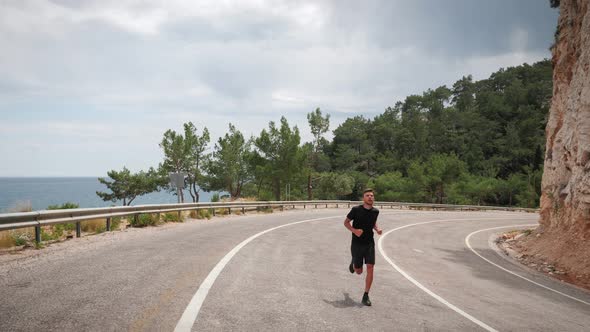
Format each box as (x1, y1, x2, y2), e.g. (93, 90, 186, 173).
(344, 188, 382, 306)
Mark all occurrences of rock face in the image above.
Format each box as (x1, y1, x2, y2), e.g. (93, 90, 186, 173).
(523, 0, 590, 288)
(541, 0, 590, 238)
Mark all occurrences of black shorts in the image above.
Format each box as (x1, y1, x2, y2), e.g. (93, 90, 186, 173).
(351, 242, 375, 268)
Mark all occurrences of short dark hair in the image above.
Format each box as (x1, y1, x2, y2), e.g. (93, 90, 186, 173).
(363, 188, 374, 195)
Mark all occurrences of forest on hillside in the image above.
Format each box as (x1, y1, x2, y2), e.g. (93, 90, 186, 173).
(98, 59, 552, 208)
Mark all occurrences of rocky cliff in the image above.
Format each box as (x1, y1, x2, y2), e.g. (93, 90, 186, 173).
(524, 0, 590, 286)
(541, 0, 589, 238)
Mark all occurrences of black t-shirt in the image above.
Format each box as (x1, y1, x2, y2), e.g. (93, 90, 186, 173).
(347, 205, 380, 245)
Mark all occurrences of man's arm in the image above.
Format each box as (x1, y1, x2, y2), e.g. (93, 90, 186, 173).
(344, 218, 363, 237)
(373, 221, 383, 235)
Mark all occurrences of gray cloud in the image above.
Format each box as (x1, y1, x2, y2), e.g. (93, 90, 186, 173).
(325, 0, 557, 56)
(0, 0, 558, 176)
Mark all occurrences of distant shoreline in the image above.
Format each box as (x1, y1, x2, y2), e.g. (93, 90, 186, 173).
(0, 176, 102, 178)
(0, 177, 216, 211)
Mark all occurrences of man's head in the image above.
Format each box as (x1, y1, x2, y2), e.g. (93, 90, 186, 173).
(362, 188, 375, 206)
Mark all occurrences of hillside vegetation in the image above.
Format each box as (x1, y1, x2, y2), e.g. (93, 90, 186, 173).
(99, 60, 552, 208)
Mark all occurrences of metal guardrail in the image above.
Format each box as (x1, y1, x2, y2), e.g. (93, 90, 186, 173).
(0, 200, 537, 243)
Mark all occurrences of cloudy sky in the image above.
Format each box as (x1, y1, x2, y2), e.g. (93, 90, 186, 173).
(0, 0, 558, 177)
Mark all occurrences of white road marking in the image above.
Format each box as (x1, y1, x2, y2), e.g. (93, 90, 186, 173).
(412, 249, 424, 254)
(465, 225, 590, 306)
(175, 209, 436, 331)
(174, 215, 339, 332)
(378, 217, 535, 332)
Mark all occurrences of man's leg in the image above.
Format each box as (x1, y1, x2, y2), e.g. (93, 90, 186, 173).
(365, 244, 376, 290)
(351, 243, 364, 274)
(365, 264, 374, 292)
(362, 244, 376, 306)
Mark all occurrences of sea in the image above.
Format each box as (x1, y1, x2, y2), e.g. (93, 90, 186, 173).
(0, 177, 216, 212)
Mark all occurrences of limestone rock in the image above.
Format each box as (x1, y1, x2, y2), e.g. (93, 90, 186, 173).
(541, 0, 590, 236)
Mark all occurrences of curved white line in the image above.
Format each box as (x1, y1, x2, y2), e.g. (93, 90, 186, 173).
(465, 225, 590, 306)
(378, 217, 534, 332)
(174, 215, 339, 332)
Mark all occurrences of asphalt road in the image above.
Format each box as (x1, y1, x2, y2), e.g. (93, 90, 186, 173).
(1, 208, 589, 331)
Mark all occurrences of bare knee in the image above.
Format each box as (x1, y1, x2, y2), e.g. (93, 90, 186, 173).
(355, 268, 363, 274)
(366, 264, 374, 273)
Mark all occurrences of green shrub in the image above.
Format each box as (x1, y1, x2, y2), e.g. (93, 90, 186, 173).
(14, 236, 27, 246)
(47, 202, 79, 210)
(10, 231, 30, 246)
(211, 193, 220, 202)
(193, 209, 211, 220)
(40, 227, 65, 242)
(52, 224, 65, 238)
(130, 214, 158, 227)
(163, 212, 183, 222)
(41, 229, 54, 241)
(257, 206, 274, 213)
(215, 208, 228, 216)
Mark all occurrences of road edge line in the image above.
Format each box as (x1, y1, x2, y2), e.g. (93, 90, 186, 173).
(377, 218, 533, 332)
(465, 225, 590, 306)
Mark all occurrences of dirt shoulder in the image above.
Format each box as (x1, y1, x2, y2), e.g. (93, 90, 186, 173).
(496, 229, 590, 291)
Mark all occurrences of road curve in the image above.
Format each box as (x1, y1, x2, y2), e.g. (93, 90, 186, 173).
(1, 209, 588, 331)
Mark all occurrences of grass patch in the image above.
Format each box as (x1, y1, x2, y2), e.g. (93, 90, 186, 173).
(0, 229, 34, 248)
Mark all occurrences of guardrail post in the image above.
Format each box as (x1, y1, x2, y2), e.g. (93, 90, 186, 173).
(35, 224, 41, 243)
(106, 217, 111, 232)
(304, 204, 306, 209)
(134, 214, 138, 226)
(228, 207, 231, 215)
(326, 204, 328, 208)
(242, 207, 245, 214)
(336, 204, 339, 208)
(281, 205, 284, 211)
(347, 203, 350, 208)
(76, 222, 81, 238)
(178, 211, 182, 221)
(212, 208, 216, 216)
